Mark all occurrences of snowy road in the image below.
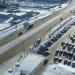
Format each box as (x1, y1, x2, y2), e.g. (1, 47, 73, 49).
(0, 16, 75, 75)
(0, 5, 75, 55)
(0, 2, 74, 64)
(0, 15, 75, 56)
(0, 3, 70, 40)
(0, 14, 67, 55)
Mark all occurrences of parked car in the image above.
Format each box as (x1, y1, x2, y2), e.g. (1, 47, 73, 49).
(37, 45, 48, 55)
(44, 41, 53, 47)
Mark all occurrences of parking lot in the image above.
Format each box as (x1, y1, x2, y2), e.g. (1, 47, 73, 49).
(0, 19, 75, 75)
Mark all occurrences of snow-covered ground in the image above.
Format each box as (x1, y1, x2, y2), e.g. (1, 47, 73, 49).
(0, 12, 10, 15)
(19, 7, 48, 14)
(42, 63, 75, 75)
(4, 17, 13, 23)
(29, 3, 69, 23)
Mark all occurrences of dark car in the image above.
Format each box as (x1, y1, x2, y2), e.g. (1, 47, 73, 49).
(61, 42, 65, 47)
(73, 47, 75, 53)
(51, 36, 58, 42)
(37, 45, 48, 54)
(55, 49, 59, 56)
(26, 24, 33, 30)
(18, 32, 23, 36)
(44, 41, 53, 47)
(43, 51, 50, 56)
(44, 59, 48, 65)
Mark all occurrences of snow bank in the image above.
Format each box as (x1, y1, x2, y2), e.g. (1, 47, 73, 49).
(0, 12, 10, 15)
(15, 12, 26, 16)
(0, 23, 10, 31)
(29, 3, 68, 23)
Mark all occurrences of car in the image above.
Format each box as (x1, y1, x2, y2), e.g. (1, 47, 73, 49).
(51, 36, 58, 42)
(63, 50, 67, 56)
(72, 38, 75, 43)
(71, 61, 75, 68)
(58, 32, 63, 37)
(53, 57, 58, 63)
(67, 45, 73, 51)
(34, 39, 41, 47)
(26, 24, 33, 30)
(44, 59, 48, 65)
(44, 41, 53, 47)
(61, 42, 65, 47)
(63, 59, 68, 65)
(58, 58, 62, 63)
(60, 30, 65, 34)
(68, 52, 73, 60)
(55, 33, 61, 39)
(43, 51, 50, 56)
(18, 32, 23, 36)
(55, 49, 59, 56)
(73, 54, 75, 60)
(73, 47, 75, 53)
(59, 50, 63, 56)
(65, 51, 69, 58)
(62, 44, 67, 50)
(67, 60, 71, 66)
(37, 45, 48, 54)
(62, 27, 67, 33)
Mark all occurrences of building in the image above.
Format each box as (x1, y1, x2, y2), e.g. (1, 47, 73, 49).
(4, 54, 45, 75)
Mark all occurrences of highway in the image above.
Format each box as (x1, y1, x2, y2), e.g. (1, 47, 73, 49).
(0, 3, 74, 47)
(0, 16, 75, 75)
(0, 3, 72, 41)
(0, 16, 72, 55)
(0, 2, 75, 63)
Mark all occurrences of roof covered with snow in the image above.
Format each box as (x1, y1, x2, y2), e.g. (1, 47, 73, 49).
(4, 54, 45, 75)
(20, 54, 45, 74)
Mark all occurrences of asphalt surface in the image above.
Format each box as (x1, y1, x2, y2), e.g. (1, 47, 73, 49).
(0, 22, 75, 75)
(0, 3, 75, 64)
(0, 3, 72, 44)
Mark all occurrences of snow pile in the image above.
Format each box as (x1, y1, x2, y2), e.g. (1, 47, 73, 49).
(19, 7, 48, 14)
(29, 11, 52, 23)
(0, 12, 10, 15)
(29, 3, 68, 23)
(15, 12, 26, 16)
(42, 64, 75, 75)
(0, 23, 10, 31)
